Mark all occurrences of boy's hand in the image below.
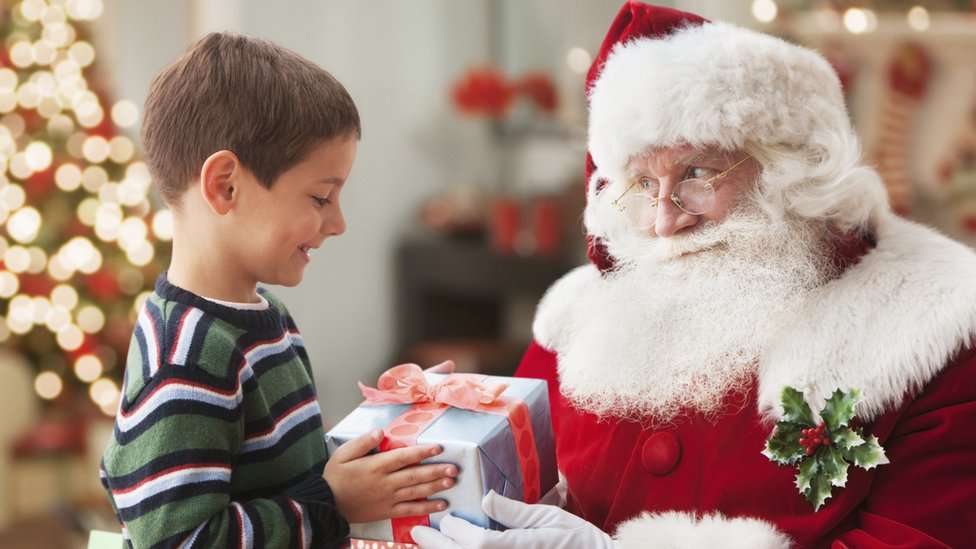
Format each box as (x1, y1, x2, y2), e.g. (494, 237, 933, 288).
(326, 429, 459, 523)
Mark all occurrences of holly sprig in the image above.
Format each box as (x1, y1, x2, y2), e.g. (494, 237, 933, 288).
(762, 387, 888, 511)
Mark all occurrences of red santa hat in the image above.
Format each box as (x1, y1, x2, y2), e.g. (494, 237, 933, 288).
(583, 1, 858, 271)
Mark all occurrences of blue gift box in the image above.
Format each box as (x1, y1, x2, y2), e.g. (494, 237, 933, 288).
(325, 372, 558, 542)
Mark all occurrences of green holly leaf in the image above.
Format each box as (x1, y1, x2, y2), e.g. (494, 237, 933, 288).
(763, 421, 806, 465)
(781, 386, 815, 426)
(820, 446, 850, 488)
(795, 453, 818, 494)
(820, 388, 860, 431)
(831, 427, 864, 450)
(795, 454, 834, 511)
(845, 434, 888, 470)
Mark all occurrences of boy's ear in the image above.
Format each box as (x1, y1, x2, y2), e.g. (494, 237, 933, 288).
(199, 150, 241, 215)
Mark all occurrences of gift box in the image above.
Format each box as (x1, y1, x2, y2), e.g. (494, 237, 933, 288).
(325, 365, 558, 545)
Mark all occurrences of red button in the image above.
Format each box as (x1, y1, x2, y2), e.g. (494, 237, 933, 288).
(641, 431, 681, 476)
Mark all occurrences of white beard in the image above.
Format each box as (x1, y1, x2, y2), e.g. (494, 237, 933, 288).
(559, 201, 836, 424)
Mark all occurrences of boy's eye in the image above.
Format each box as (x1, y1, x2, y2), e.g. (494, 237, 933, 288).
(311, 196, 330, 207)
(686, 166, 717, 180)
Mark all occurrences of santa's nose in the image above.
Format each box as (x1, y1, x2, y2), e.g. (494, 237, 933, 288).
(653, 196, 698, 237)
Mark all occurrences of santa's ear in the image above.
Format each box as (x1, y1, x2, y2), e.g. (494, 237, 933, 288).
(198, 150, 241, 215)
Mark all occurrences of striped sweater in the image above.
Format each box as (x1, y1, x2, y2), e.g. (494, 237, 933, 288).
(100, 275, 349, 548)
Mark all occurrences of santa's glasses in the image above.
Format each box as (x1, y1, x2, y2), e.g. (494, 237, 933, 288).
(611, 155, 750, 230)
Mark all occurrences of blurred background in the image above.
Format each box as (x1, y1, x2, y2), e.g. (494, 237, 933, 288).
(1, 0, 975, 545)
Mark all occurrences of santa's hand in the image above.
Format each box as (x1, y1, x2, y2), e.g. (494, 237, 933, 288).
(411, 490, 618, 549)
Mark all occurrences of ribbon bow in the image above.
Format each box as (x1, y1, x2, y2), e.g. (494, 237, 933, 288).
(358, 364, 508, 410)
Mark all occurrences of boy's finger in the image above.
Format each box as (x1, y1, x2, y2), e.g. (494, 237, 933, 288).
(394, 477, 456, 502)
(330, 429, 383, 463)
(424, 360, 456, 374)
(376, 444, 443, 472)
(390, 498, 448, 518)
(388, 463, 458, 489)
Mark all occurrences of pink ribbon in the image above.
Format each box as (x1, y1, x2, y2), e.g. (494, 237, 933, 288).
(358, 364, 509, 410)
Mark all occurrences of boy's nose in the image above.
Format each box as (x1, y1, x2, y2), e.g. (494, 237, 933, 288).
(653, 196, 698, 237)
(324, 209, 346, 237)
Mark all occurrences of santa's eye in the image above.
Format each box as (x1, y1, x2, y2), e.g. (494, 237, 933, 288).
(638, 176, 659, 194)
(685, 166, 717, 180)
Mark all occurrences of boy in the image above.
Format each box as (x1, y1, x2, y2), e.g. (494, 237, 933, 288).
(100, 33, 457, 548)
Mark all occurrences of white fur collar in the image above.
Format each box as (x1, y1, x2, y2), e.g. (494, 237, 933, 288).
(533, 213, 976, 422)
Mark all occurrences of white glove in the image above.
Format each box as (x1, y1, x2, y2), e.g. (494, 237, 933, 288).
(411, 490, 618, 549)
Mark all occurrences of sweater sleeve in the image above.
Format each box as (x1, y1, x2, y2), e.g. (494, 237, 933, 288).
(100, 363, 349, 549)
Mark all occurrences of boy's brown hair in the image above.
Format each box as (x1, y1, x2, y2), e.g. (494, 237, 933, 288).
(142, 33, 361, 206)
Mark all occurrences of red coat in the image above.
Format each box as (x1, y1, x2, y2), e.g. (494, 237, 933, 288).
(515, 216, 976, 548)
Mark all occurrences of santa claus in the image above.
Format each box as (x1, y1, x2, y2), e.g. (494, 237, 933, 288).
(412, 2, 976, 548)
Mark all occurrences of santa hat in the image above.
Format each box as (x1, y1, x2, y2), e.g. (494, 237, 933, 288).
(583, 1, 858, 271)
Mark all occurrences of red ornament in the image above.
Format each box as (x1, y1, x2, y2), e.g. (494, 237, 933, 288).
(85, 270, 121, 300)
(18, 273, 55, 296)
(451, 66, 514, 118)
(515, 73, 558, 114)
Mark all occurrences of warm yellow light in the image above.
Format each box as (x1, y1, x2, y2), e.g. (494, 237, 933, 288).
(118, 217, 148, 249)
(844, 8, 871, 34)
(9, 41, 34, 68)
(0, 271, 19, 298)
(1, 184, 26, 210)
(26, 246, 47, 273)
(66, 0, 104, 22)
(0, 92, 16, 114)
(907, 6, 929, 32)
(0, 317, 9, 343)
(45, 304, 71, 332)
(25, 141, 53, 171)
(55, 163, 83, 191)
(82, 135, 110, 163)
(126, 162, 151, 185)
(20, 0, 46, 22)
(109, 135, 135, 163)
(7, 207, 42, 243)
(31, 297, 51, 324)
(752, 0, 778, 23)
(152, 209, 174, 241)
(94, 202, 123, 241)
(126, 240, 155, 267)
(82, 165, 108, 192)
(98, 182, 118, 204)
(111, 100, 139, 128)
(35, 371, 63, 400)
(56, 323, 84, 350)
(79, 246, 102, 274)
(0, 69, 18, 93)
(566, 47, 591, 75)
(117, 180, 144, 207)
(90, 378, 119, 408)
(32, 40, 58, 66)
(77, 305, 105, 333)
(47, 254, 72, 281)
(77, 197, 99, 226)
(68, 40, 96, 66)
(75, 354, 103, 382)
(61, 236, 96, 271)
(43, 22, 74, 48)
(43, 5, 69, 25)
(16, 83, 41, 109)
(4, 246, 31, 273)
(66, 131, 86, 158)
(0, 235, 8, 255)
(51, 284, 79, 309)
(48, 113, 75, 136)
(8, 153, 33, 179)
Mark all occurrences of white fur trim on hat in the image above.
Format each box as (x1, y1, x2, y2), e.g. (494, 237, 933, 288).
(613, 511, 792, 549)
(587, 22, 853, 186)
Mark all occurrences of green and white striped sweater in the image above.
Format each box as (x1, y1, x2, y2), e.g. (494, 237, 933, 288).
(100, 274, 349, 548)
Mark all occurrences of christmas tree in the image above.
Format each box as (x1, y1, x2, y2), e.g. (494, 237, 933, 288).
(0, 0, 169, 416)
